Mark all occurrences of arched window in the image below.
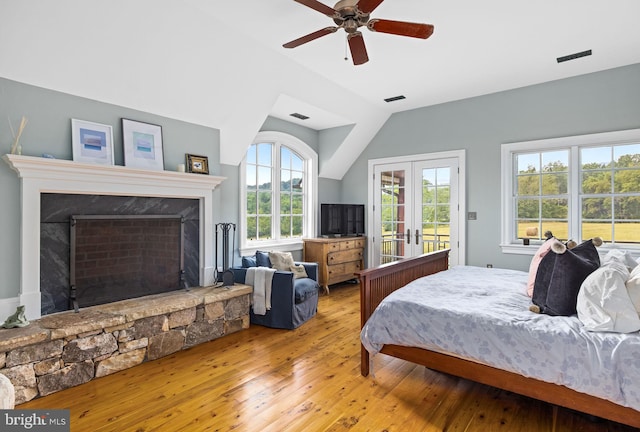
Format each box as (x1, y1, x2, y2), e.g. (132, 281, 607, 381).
(240, 131, 317, 255)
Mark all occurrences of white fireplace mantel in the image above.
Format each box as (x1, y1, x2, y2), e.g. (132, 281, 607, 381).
(3, 154, 226, 319)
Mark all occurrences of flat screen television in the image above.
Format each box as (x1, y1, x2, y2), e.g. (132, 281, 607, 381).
(320, 203, 365, 237)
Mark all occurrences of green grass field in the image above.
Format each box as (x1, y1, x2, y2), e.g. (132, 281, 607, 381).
(518, 222, 640, 243)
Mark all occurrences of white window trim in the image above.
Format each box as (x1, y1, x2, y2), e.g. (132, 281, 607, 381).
(240, 131, 318, 257)
(501, 128, 640, 257)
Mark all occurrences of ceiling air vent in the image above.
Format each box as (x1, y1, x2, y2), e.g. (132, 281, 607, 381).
(384, 95, 406, 103)
(557, 49, 592, 63)
(290, 113, 309, 120)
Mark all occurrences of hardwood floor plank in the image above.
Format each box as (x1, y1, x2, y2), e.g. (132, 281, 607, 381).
(19, 283, 638, 431)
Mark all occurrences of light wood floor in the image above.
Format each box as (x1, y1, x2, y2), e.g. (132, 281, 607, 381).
(21, 283, 638, 432)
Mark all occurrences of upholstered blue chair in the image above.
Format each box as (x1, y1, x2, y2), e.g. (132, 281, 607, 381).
(231, 252, 320, 330)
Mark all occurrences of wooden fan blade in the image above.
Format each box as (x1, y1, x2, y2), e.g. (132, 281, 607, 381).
(368, 19, 434, 39)
(283, 27, 338, 49)
(294, 0, 337, 17)
(348, 32, 369, 65)
(356, 0, 385, 14)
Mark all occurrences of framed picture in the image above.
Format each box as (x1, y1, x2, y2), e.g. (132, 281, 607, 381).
(71, 119, 114, 165)
(186, 154, 209, 174)
(122, 119, 164, 170)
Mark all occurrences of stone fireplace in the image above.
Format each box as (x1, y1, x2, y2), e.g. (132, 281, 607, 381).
(3, 154, 225, 320)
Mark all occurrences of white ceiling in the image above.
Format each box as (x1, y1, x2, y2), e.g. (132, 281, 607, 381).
(2, 1, 640, 179)
(208, 0, 640, 129)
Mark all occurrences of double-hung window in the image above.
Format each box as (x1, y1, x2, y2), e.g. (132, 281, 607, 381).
(501, 129, 640, 255)
(240, 131, 317, 255)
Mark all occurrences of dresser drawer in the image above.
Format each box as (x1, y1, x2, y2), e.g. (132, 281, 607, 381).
(327, 249, 363, 265)
(339, 238, 365, 250)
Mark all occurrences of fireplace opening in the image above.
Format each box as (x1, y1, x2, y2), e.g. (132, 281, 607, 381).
(70, 215, 186, 309)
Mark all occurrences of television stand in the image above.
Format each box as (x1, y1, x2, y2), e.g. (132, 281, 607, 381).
(303, 236, 365, 294)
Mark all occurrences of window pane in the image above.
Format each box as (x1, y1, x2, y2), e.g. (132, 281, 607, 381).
(614, 144, 640, 168)
(291, 172, 303, 191)
(541, 173, 568, 195)
(247, 145, 257, 164)
(517, 153, 539, 173)
(542, 151, 568, 172)
(281, 170, 291, 192)
(423, 185, 435, 204)
(582, 221, 612, 242)
(292, 154, 303, 171)
(436, 204, 449, 223)
(582, 146, 611, 169)
(517, 174, 539, 196)
(257, 192, 272, 215)
(258, 216, 271, 239)
(613, 221, 640, 243)
(246, 216, 257, 240)
(541, 198, 568, 219)
(292, 194, 303, 214)
(280, 193, 291, 213)
(246, 192, 257, 214)
(582, 197, 612, 220)
(517, 199, 539, 219)
(582, 171, 611, 194)
(257, 143, 272, 166)
(257, 166, 272, 190)
(246, 165, 257, 190)
(436, 185, 450, 204)
(541, 222, 568, 240)
(517, 222, 540, 239)
(615, 196, 640, 220)
(281, 146, 291, 168)
(280, 216, 291, 238)
(614, 168, 640, 193)
(292, 216, 303, 237)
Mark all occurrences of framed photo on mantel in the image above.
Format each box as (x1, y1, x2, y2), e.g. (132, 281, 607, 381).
(71, 119, 114, 165)
(186, 154, 209, 174)
(122, 118, 164, 170)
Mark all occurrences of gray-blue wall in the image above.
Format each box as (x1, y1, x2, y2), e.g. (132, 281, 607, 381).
(2, 63, 639, 302)
(341, 63, 640, 271)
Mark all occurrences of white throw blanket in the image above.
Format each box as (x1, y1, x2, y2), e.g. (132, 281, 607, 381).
(245, 267, 276, 315)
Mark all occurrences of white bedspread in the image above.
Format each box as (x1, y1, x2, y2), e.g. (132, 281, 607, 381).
(360, 265, 640, 410)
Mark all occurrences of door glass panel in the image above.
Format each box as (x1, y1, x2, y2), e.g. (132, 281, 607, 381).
(380, 170, 406, 264)
(420, 167, 451, 254)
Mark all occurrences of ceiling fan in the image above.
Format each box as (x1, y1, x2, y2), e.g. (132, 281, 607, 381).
(283, 0, 434, 65)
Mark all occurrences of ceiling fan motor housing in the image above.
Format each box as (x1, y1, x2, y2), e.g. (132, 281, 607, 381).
(333, 0, 370, 33)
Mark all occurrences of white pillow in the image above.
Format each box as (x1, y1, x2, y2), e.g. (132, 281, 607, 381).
(577, 261, 640, 333)
(627, 264, 640, 313)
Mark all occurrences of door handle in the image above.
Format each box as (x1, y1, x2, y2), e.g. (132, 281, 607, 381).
(415, 229, 420, 245)
(406, 229, 411, 244)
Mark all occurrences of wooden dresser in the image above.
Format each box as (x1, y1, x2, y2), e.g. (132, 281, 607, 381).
(303, 236, 365, 294)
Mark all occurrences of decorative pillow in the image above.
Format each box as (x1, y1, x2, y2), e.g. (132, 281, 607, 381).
(577, 261, 640, 333)
(255, 250, 271, 267)
(241, 255, 257, 268)
(268, 251, 295, 271)
(290, 263, 308, 279)
(527, 237, 554, 297)
(531, 239, 600, 316)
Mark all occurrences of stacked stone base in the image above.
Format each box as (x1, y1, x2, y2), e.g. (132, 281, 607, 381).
(0, 284, 251, 404)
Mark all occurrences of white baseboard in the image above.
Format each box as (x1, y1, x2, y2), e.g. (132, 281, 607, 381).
(0, 297, 20, 323)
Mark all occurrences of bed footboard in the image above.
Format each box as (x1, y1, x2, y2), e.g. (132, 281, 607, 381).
(357, 249, 449, 376)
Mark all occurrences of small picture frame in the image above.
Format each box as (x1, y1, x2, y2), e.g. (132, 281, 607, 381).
(186, 154, 209, 174)
(122, 118, 164, 170)
(71, 119, 114, 165)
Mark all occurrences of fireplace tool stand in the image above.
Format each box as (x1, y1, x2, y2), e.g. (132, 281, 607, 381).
(215, 222, 236, 286)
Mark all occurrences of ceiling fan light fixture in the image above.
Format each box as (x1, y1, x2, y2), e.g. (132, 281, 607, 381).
(384, 95, 406, 103)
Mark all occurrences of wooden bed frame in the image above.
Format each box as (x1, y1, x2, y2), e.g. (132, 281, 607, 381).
(358, 249, 640, 428)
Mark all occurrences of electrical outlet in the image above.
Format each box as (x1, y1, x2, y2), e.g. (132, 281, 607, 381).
(486, 264, 493, 268)
(468, 212, 477, 220)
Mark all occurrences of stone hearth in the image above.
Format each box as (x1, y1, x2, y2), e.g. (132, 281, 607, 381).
(0, 284, 250, 404)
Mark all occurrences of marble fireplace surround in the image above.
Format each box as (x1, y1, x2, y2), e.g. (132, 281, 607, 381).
(3, 154, 225, 320)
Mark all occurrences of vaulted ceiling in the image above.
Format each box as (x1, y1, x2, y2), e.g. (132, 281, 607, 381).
(2, 1, 639, 179)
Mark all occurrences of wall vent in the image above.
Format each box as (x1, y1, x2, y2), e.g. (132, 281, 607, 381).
(290, 112, 309, 120)
(384, 95, 406, 103)
(557, 49, 592, 63)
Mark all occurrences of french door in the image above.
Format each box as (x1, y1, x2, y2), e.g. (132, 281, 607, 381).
(369, 152, 464, 267)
